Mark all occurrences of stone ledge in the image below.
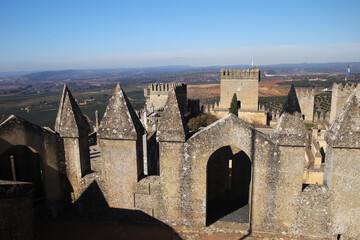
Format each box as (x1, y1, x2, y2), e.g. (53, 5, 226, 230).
(0, 180, 33, 199)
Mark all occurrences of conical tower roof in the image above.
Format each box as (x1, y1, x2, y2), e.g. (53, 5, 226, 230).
(274, 85, 308, 146)
(280, 85, 302, 116)
(326, 93, 360, 148)
(98, 84, 144, 140)
(55, 85, 90, 137)
(157, 89, 187, 142)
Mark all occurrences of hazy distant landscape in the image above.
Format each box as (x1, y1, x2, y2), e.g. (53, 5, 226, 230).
(0, 62, 359, 128)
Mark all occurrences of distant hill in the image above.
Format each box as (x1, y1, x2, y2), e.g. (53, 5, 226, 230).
(24, 70, 90, 81)
(5, 62, 360, 83)
(259, 62, 360, 75)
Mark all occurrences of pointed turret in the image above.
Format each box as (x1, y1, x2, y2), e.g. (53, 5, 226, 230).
(280, 85, 302, 116)
(274, 85, 308, 146)
(98, 83, 144, 140)
(326, 94, 360, 148)
(55, 84, 90, 137)
(98, 84, 145, 209)
(54, 85, 90, 198)
(157, 89, 187, 142)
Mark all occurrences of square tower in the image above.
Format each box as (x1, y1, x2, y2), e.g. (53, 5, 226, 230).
(219, 67, 260, 111)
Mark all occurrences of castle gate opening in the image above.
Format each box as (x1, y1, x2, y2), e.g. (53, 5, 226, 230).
(206, 145, 251, 225)
(0, 145, 45, 202)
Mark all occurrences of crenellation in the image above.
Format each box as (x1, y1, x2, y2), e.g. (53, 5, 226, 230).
(144, 82, 187, 113)
(221, 67, 260, 80)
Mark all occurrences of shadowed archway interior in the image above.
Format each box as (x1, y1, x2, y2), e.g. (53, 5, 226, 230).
(0, 145, 45, 201)
(206, 145, 251, 225)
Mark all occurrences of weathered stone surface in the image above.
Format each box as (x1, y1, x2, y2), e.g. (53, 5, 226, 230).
(55, 84, 90, 138)
(99, 83, 144, 140)
(273, 112, 308, 146)
(184, 114, 275, 228)
(291, 184, 332, 238)
(323, 146, 360, 239)
(326, 94, 360, 148)
(273, 86, 308, 146)
(54, 86, 91, 198)
(0, 181, 34, 240)
(157, 89, 187, 142)
(100, 139, 140, 209)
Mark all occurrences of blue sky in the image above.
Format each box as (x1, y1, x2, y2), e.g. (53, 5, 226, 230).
(0, 0, 360, 72)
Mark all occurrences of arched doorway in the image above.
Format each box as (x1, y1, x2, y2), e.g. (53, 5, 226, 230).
(0, 145, 45, 201)
(206, 145, 251, 225)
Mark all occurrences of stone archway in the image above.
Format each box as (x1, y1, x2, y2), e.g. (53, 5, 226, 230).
(0, 145, 45, 201)
(206, 145, 251, 225)
(0, 115, 68, 216)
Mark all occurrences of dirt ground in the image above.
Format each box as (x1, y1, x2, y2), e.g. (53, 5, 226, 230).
(258, 80, 292, 97)
(187, 84, 220, 99)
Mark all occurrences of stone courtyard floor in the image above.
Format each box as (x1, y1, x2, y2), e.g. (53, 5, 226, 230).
(34, 215, 330, 240)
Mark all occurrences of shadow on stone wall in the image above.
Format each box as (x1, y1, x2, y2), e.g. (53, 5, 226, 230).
(38, 180, 183, 240)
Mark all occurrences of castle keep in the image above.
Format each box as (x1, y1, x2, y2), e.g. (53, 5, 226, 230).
(219, 67, 260, 110)
(1, 80, 360, 239)
(205, 67, 267, 125)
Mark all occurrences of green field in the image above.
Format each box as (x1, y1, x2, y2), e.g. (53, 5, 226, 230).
(0, 86, 145, 129)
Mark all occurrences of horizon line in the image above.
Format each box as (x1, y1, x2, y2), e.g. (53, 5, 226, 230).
(1, 61, 359, 75)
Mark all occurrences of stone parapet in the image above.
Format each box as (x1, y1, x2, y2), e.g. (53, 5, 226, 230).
(220, 67, 260, 80)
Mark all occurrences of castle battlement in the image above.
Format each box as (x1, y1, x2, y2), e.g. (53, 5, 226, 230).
(296, 88, 315, 98)
(332, 83, 357, 93)
(220, 67, 260, 80)
(144, 82, 187, 114)
(144, 82, 186, 97)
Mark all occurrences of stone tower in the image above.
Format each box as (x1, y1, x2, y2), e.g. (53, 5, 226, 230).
(156, 89, 188, 224)
(272, 85, 309, 233)
(219, 67, 260, 111)
(329, 83, 356, 123)
(144, 82, 187, 113)
(296, 88, 315, 122)
(54, 84, 90, 198)
(98, 83, 144, 209)
(325, 93, 360, 239)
